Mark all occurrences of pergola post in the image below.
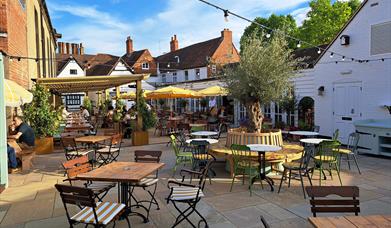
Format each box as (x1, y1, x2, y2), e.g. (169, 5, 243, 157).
(0, 53, 8, 187)
(116, 86, 120, 99)
(136, 80, 143, 131)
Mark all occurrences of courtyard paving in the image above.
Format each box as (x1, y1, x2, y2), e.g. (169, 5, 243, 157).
(1, 133, 391, 227)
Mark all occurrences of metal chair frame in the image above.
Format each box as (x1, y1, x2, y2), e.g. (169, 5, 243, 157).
(339, 132, 361, 174)
(95, 134, 122, 167)
(312, 140, 342, 186)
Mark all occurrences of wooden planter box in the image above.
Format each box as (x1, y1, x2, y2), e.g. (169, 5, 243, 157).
(132, 131, 149, 146)
(35, 137, 54, 155)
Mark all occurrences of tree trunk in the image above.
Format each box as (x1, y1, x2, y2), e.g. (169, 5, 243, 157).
(246, 100, 264, 132)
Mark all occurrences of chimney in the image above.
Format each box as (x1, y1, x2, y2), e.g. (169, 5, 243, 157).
(65, 43, 70, 54)
(170, 35, 179, 52)
(57, 42, 63, 53)
(79, 43, 84, 55)
(221, 28, 232, 43)
(126, 36, 133, 54)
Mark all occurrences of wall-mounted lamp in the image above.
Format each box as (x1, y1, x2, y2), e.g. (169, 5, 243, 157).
(340, 35, 350, 46)
(318, 86, 325, 96)
(383, 105, 391, 115)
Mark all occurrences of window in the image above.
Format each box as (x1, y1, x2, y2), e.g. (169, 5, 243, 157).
(184, 70, 189, 81)
(371, 22, 391, 55)
(142, 62, 149, 69)
(274, 103, 283, 123)
(173, 72, 177, 83)
(195, 69, 200, 80)
(66, 95, 81, 105)
(211, 65, 217, 74)
(264, 103, 271, 119)
(162, 74, 166, 83)
(70, 69, 77, 75)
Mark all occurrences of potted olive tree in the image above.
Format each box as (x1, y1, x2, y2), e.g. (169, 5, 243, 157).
(132, 91, 157, 146)
(223, 32, 299, 132)
(23, 84, 60, 154)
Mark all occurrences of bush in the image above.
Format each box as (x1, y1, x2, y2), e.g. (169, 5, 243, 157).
(83, 97, 93, 114)
(136, 91, 157, 131)
(23, 84, 60, 137)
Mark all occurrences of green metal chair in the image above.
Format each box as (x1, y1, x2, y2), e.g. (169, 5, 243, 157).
(170, 135, 193, 176)
(338, 132, 361, 174)
(332, 129, 340, 140)
(312, 140, 342, 186)
(230, 144, 260, 196)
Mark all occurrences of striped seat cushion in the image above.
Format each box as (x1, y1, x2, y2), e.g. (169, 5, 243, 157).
(71, 202, 125, 225)
(67, 150, 92, 156)
(314, 155, 337, 162)
(97, 147, 120, 153)
(170, 187, 204, 201)
(131, 178, 158, 187)
(338, 148, 353, 154)
(193, 154, 212, 160)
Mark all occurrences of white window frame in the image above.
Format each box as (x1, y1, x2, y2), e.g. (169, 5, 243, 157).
(142, 62, 150, 70)
(70, 69, 77, 75)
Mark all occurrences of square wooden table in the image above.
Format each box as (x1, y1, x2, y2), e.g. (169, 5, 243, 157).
(309, 215, 391, 227)
(77, 162, 165, 222)
(75, 135, 112, 144)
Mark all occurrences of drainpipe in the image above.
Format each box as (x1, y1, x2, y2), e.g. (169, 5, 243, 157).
(0, 53, 8, 187)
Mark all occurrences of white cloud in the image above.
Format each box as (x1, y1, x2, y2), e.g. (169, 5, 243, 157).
(49, 0, 311, 56)
(290, 7, 310, 26)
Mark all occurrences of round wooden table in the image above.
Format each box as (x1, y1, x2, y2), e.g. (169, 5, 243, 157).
(247, 144, 282, 192)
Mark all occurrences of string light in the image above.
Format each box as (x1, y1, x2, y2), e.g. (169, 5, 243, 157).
(296, 41, 301, 48)
(224, 10, 229, 22)
(342, 56, 345, 61)
(317, 48, 321, 54)
(330, 52, 334, 58)
(265, 33, 271, 38)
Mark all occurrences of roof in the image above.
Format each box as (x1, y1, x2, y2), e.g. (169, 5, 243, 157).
(56, 53, 96, 74)
(156, 37, 222, 70)
(293, 44, 329, 69)
(313, 0, 369, 65)
(121, 50, 147, 67)
(32, 74, 150, 93)
(86, 54, 119, 76)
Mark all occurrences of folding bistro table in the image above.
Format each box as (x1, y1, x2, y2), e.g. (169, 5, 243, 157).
(77, 162, 165, 222)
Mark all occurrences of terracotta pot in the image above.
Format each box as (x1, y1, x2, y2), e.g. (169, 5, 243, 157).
(34, 137, 54, 155)
(132, 131, 149, 146)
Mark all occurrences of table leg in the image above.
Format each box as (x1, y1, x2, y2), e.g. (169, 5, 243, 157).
(252, 152, 274, 191)
(118, 182, 148, 223)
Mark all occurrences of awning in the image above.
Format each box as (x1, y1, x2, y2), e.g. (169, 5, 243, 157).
(32, 74, 150, 93)
(5, 79, 33, 107)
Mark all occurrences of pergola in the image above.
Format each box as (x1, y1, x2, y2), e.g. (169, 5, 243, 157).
(32, 74, 150, 130)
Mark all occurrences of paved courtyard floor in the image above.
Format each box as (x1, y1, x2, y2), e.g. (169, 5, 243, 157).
(1, 133, 391, 227)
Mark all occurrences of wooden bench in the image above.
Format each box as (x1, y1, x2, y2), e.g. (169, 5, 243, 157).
(8, 140, 35, 172)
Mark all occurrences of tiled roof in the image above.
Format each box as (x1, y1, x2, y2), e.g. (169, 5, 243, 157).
(156, 37, 222, 71)
(56, 53, 95, 74)
(293, 44, 328, 68)
(121, 50, 147, 67)
(86, 54, 119, 76)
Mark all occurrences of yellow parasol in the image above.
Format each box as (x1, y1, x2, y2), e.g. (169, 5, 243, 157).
(197, 86, 228, 97)
(118, 90, 151, 99)
(146, 86, 199, 99)
(5, 79, 33, 107)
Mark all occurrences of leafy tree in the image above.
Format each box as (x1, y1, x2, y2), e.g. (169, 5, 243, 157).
(83, 97, 93, 114)
(298, 0, 361, 47)
(136, 90, 157, 131)
(23, 84, 60, 137)
(223, 33, 299, 132)
(241, 14, 298, 50)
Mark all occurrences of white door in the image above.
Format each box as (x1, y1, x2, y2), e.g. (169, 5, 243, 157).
(333, 82, 362, 143)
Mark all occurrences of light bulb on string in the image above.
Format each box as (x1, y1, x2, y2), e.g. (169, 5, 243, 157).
(317, 48, 321, 54)
(167, 62, 170, 68)
(296, 41, 301, 48)
(342, 56, 345, 61)
(330, 52, 334, 58)
(224, 10, 229, 22)
(265, 33, 271, 38)
(17, 57, 21, 62)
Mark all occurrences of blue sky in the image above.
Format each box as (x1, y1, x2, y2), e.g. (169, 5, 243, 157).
(47, 0, 313, 56)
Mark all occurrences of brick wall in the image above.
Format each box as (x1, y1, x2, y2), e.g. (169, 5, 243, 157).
(0, 0, 28, 88)
(132, 50, 157, 75)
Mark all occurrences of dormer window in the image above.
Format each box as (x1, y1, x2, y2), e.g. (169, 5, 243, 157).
(142, 62, 149, 70)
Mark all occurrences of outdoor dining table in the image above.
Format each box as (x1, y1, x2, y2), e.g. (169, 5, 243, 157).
(186, 138, 219, 144)
(65, 123, 91, 131)
(76, 162, 165, 222)
(289, 131, 319, 137)
(300, 138, 331, 145)
(189, 123, 207, 128)
(190, 131, 218, 138)
(247, 144, 282, 192)
(75, 135, 112, 164)
(308, 215, 391, 228)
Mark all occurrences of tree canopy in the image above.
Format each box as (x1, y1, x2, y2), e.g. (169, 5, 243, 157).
(241, 0, 362, 49)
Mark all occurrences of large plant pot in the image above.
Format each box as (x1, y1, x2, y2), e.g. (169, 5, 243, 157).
(132, 131, 149, 146)
(34, 137, 54, 155)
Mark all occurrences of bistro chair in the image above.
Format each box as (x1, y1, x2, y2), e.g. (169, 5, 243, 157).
(95, 134, 122, 167)
(129, 150, 162, 221)
(62, 155, 115, 201)
(306, 186, 360, 217)
(166, 157, 214, 228)
(61, 136, 93, 160)
(312, 140, 342, 186)
(211, 123, 224, 140)
(190, 140, 215, 184)
(170, 134, 193, 176)
(338, 132, 361, 174)
(230, 144, 260, 196)
(332, 129, 340, 140)
(55, 184, 130, 227)
(278, 147, 313, 198)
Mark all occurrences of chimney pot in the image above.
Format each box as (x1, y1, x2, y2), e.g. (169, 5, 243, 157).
(126, 36, 133, 54)
(79, 43, 84, 55)
(65, 43, 70, 54)
(170, 35, 179, 52)
(221, 28, 232, 43)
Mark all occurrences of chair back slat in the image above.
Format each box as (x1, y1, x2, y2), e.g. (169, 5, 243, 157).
(62, 155, 89, 169)
(170, 134, 180, 156)
(135, 150, 162, 163)
(67, 163, 92, 179)
(55, 184, 96, 207)
(306, 186, 360, 217)
(61, 137, 77, 150)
